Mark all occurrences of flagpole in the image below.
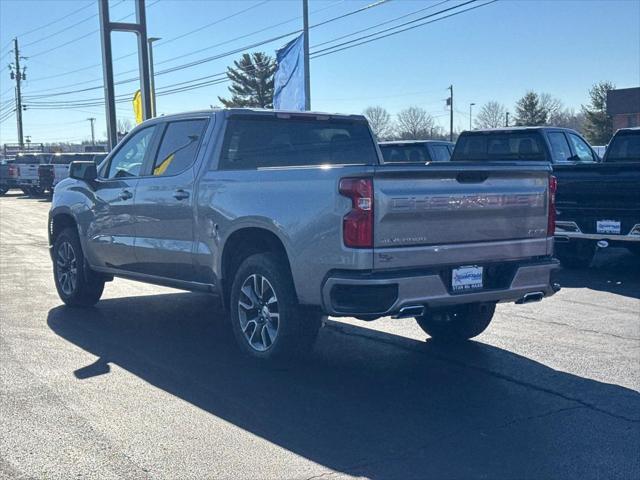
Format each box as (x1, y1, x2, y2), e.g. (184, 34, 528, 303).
(302, 0, 311, 111)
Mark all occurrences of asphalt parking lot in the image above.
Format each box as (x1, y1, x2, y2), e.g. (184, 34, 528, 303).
(1, 192, 638, 480)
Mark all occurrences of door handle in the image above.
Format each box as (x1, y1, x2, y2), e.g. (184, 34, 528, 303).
(119, 189, 133, 200)
(173, 189, 190, 200)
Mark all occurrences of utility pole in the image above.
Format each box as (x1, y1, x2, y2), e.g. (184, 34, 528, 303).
(11, 38, 25, 148)
(505, 111, 510, 127)
(148, 37, 161, 117)
(87, 118, 96, 145)
(448, 85, 453, 142)
(469, 102, 475, 130)
(302, 0, 311, 110)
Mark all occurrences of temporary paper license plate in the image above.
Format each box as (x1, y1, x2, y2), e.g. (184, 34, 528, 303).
(596, 220, 621, 234)
(452, 266, 483, 292)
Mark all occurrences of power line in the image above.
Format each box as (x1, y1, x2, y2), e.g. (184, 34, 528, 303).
(4, 1, 94, 40)
(311, 0, 498, 58)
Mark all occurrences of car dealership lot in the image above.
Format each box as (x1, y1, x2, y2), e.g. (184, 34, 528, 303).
(1, 193, 638, 480)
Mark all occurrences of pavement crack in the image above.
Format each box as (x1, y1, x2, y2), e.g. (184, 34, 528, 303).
(325, 322, 640, 424)
(512, 313, 640, 342)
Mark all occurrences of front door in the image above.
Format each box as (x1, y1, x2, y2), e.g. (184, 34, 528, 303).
(133, 118, 209, 281)
(85, 125, 158, 271)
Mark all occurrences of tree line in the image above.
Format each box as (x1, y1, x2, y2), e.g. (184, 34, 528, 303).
(212, 53, 616, 145)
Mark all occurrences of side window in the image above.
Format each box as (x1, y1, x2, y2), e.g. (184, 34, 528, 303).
(568, 133, 596, 162)
(548, 132, 572, 162)
(105, 126, 156, 179)
(431, 145, 452, 161)
(152, 119, 207, 176)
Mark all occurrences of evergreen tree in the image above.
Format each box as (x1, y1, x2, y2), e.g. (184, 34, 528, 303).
(582, 81, 615, 144)
(514, 91, 547, 126)
(218, 52, 276, 108)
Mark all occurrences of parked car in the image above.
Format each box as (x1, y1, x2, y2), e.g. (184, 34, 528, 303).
(39, 152, 107, 194)
(379, 140, 454, 163)
(0, 159, 20, 196)
(451, 127, 639, 267)
(13, 152, 53, 195)
(49, 109, 559, 359)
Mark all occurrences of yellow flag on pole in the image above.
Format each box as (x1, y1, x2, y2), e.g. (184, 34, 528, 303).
(133, 90, 143, 124)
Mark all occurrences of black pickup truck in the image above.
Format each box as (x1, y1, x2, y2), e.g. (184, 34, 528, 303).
(553, 128, 640, 265)
(452, 127, 640, 267)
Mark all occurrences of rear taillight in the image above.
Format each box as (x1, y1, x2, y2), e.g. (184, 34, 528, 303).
(8, 164, 18, 177)
(548, 175, 557, 236)
(339, 177, 373, 248)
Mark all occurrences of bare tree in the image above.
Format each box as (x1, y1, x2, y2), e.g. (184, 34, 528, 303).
(396, 106, 434, 140)
(363, 106, 394, 140)
(117, 118, 133, 135)
(540, 93, 564, 125)
(474, 101, 506, 129)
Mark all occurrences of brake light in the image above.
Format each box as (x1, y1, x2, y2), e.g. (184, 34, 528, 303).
(548, 175, 557, 236)
(8, 164, 18, 177)
(339, 177, 373, 248)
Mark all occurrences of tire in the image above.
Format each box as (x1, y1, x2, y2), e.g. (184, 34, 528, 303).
(229, 252, 323, 360)
(30, 185, 45, 196)
(555, 240, 596, 269)
(0, 186, 7, 196)
(20, 187, 32, 195)
(415, 303, 496, 342)
(53, 227, 105, 307)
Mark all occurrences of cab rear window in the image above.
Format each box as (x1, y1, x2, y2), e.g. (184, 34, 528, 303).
(219, 116, 378, 169)
(453, 132, 547, 161)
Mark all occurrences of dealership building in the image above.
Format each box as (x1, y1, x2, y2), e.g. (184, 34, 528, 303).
(607, 87, 640, 130)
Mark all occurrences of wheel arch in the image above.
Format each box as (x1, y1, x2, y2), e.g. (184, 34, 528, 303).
(220, 226, 296, 309)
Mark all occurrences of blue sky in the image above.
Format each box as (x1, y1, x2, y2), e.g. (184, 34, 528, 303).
(0, 0, 639, 143)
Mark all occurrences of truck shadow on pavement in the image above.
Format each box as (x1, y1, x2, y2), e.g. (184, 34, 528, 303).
(47, 294, 639, 479)
(556, 247, 640, 299)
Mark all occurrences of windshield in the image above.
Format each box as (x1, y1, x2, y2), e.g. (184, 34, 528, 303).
(453, 132, 547, 161)
(605, 132, 640, 162)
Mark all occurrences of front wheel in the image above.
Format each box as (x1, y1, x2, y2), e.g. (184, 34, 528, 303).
(415, 303, 496, 342)
(230, 253, 323, 360)
(53, 227, 105, 307)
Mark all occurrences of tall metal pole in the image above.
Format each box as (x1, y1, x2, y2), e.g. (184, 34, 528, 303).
(302, 0, 311, 111)
(134, 1, 152, 121)
(98, 1, 117, 150)
(469, 102, 475, 130)
(448, 85, 453, 142)
(13, 38, 24, 149)
(148, 37, 161, 117)
(87, 118, 96, 145)
(99, 0, 151, 150)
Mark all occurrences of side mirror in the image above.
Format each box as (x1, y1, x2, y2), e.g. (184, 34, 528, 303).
(69, 161, 97, 182)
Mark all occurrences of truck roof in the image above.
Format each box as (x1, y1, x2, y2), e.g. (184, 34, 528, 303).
(379, 140, 454, 146)
(151, 108, 367, 123)
(463, 126, 581, 135)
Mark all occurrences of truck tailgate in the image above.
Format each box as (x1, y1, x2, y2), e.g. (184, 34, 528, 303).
(373, 163, 551, 270)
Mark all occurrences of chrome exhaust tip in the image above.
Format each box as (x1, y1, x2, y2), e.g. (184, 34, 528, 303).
(516, 292, 545, 304)
(393, 305, 425, 319)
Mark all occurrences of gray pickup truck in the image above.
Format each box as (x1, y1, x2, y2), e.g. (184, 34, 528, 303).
(49, 109, 559, 359)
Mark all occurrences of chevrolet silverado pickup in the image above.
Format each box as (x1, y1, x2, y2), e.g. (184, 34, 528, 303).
(49, 109, 559, 359)
(451, 126, 635, 268)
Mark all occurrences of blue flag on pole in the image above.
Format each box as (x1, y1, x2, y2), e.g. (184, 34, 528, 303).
(274, 34, 305, 111)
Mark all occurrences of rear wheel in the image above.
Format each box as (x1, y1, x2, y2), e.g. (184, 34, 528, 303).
(20, 187, 32, 195)
(0, 186, 7, 196)
(230, 252, 323, 360)
(555, 240, 596, 269)
(415, 303, 496, 342)
(30, 185, 45, 196)
(53, 227, 105, 307)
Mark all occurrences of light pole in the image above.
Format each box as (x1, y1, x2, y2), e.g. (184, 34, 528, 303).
(87, 118, 96, 146)
(469, 102, 476, 130)
(148, 37, 161, 117)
